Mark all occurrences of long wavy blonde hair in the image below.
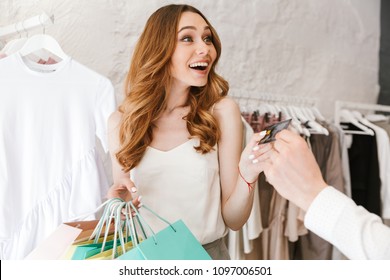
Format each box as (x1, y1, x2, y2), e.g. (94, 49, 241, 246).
(117, 4, 229, 172)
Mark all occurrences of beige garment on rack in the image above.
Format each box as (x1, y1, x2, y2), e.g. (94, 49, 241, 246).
(297, 122, 347, 260)
(245, 174, 289, 260)
(244, 173, 307, 260)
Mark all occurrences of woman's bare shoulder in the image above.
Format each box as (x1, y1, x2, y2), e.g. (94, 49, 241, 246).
(213, 96, 240, 116)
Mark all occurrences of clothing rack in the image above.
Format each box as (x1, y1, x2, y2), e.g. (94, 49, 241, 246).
(0, 12, 54, 40)
(232, 92, 329, 136)
(230, 92, 318, 108)
(334, 100, 390, 125)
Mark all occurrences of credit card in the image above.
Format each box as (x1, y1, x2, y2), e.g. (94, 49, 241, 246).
(258, 119, 292, 144)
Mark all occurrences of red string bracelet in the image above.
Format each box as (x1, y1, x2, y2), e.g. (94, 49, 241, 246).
(238, 167, 256, 192)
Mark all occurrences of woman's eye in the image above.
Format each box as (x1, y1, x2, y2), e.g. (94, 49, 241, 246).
(181, 36, 193, 42)
(203, 36, 213, 44)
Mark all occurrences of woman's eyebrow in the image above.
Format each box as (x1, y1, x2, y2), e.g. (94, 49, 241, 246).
(178, 26, 210, 33)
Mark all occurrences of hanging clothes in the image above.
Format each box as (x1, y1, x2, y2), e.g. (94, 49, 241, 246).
(245, 173, 289, 260)
(0, 53, 116, 259)
(359, 117, 390, 220)
(370, 118, 390, 225)
(294, 121, 346, 259)
(345, 125, 382, 216)
(335, 102, 390, 226)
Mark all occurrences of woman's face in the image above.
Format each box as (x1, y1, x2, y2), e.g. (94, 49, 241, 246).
(170, 11, 217, 89)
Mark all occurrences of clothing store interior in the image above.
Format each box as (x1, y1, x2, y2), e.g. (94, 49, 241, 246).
(1, 0, 389, 260)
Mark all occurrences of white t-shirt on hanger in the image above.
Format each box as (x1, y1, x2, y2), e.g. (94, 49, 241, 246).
(0, 53, 116, 259)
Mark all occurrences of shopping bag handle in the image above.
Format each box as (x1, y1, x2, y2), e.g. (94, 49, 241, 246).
(124, 200, 177, 247)
(88, 198, 126, 258)
(129, 202, 176, 233)
(88, 198, 178, 258)
(89, 198, 122, 243)
(93, 199, 138, 259)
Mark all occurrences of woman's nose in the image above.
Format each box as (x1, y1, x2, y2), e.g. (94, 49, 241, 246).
(196, 42, 210, 56)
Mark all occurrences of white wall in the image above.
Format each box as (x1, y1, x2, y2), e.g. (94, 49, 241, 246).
(0, 0, 381, 119)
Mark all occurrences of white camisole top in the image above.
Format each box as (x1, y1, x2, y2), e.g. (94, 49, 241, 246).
(130, 138, 227, 245)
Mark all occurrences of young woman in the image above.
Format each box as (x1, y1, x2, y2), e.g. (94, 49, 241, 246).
(107, 4, 269, 259)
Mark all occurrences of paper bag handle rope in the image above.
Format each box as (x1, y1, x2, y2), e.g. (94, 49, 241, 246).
(89, 198, 177, 259)
(125, 200, 177, 244)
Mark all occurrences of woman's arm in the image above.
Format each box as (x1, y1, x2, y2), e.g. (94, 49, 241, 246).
(213, 97, 270, 230)
(106, 111, 137, 201)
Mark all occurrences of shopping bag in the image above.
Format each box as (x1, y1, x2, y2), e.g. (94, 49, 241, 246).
(112, 201, 211, 260)
(71, 239, 117, 260)
(72, 236, 135, 260)
(86, 240, 134, 260)
(24, 224, 82, 260)
(81, 198, 140, 259)
(84, 198, 211, 260)
(25, 202, 116, 260)
(117, 219, 211, 260)
(61, 220, 115, 259)
(65, 220, 112, 243)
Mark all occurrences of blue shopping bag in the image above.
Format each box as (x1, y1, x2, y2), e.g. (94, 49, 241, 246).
(117, 219, 211, 260)
(87, 198, 211, 260)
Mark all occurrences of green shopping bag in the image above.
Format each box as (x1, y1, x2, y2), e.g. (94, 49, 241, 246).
(72, 240, 115, 260)
(117, 219, 211, 260)
(86, 240, 134, 260)
(86, 198, 211, 260)
(116, 203, 211, 260)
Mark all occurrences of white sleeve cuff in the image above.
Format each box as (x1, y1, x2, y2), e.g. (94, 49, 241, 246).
(304, 186, 349, 239)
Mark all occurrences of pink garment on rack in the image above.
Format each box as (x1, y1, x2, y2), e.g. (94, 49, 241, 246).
(241, 111, 284, 133)
(37, 57, 58, 64)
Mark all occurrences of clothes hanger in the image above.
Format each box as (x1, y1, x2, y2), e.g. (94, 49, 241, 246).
(298, 106, 329, 135)
(2, 38, 28, 56)
(292, 105, 325, 135)
(18, 33, 68, 62)
(284, 105, 310, 137)
(0, 23, 28, 55)
(311, 107, 326, 122)
(339, 109, 374, 136)
(18, 14, 68, 63)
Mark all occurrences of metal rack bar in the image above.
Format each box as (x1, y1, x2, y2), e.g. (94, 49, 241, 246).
(0, 12, 54, 40)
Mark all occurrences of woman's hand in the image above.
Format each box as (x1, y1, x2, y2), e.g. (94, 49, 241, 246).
(107, 177, 137, 202)
(107, 178, 142, 217)
(238, 130, 272, 183)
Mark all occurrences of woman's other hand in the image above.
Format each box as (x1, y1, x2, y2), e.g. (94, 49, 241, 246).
(107, 178, 137, 202)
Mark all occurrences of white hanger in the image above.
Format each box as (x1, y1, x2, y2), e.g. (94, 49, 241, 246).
(18, 33, 68, 62)
(279, 105, 291, 119)
(284, 106, 310, 137)
(0, 22, 26, 55)
(1, 38, 19, 54)
(351, 110, 365, 121)
(339, 109, 374, 136)
(1, 37, 28, 55)
(299, 106, 329, 135)
(292, 106, 308, 123)
(311, 107, 326, 122)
